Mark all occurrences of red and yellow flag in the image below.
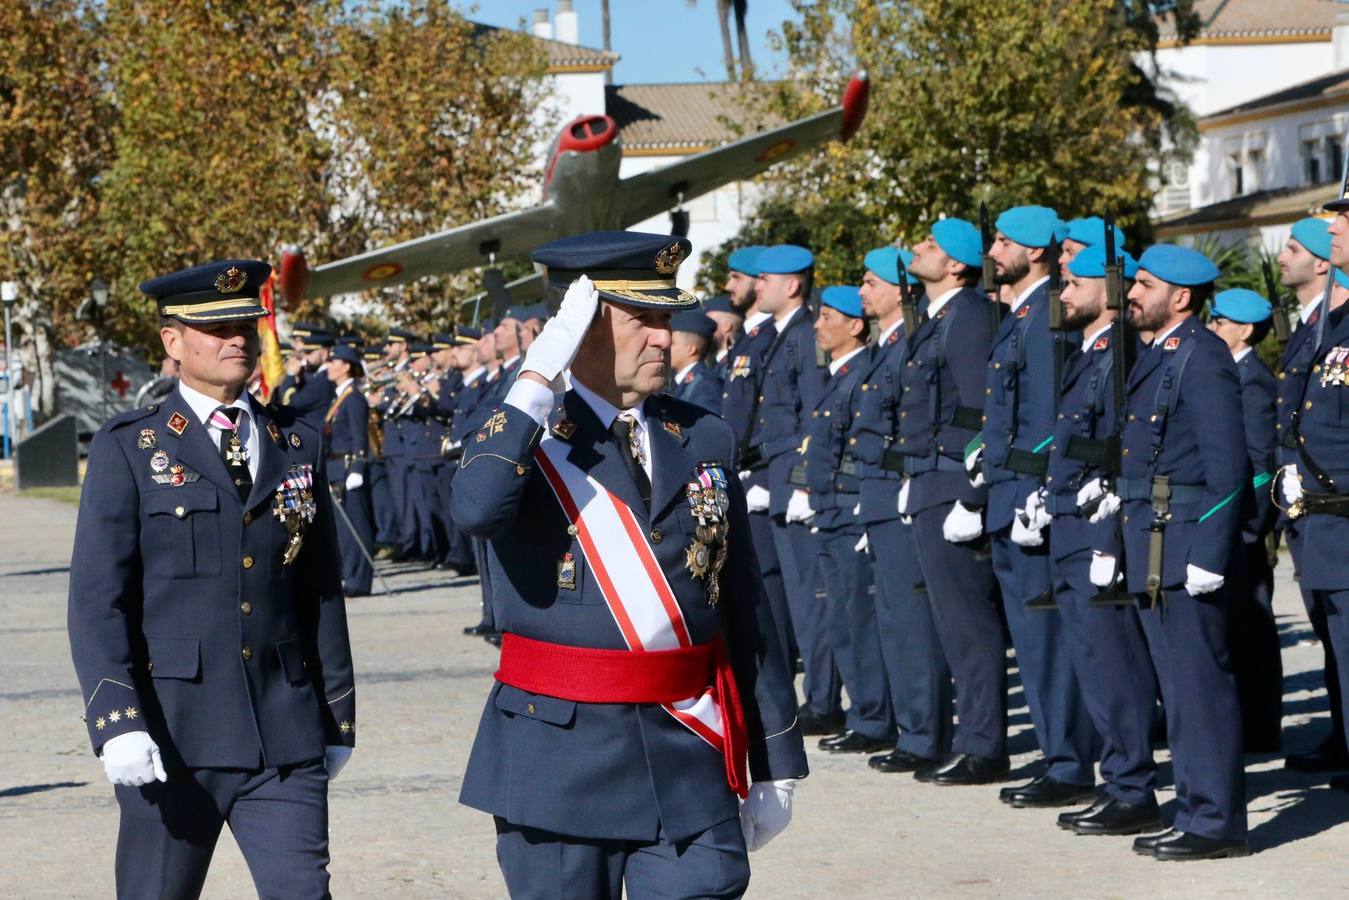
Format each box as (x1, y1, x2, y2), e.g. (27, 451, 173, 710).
(256, 272, 285, 401)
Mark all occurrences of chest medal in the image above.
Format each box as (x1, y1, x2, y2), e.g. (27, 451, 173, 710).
(683, 463, 732, 606)
(271, 464, 317, 565)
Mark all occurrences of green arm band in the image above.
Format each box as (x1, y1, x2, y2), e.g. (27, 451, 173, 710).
(1198, 486, 1243, 524)
(1251, 471, 1274, 491)
(964, 434, 984, 461)
(1032, 435, 1054, 454)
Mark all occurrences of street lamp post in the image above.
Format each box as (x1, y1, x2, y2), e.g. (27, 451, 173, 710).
(90, 277, 109, 424)
(1, 281, 18, 459)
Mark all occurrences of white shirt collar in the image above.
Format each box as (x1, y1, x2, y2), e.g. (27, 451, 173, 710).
(772, 305, 803, 328)
(1300, 294, 1323, 324)
(502, 354, 521, 370)
(178, 379, 252, 427)
(1012, 275, 1050, 313)
(829, 345, 866, 376)
(1082, 323, 1111, 350)
(674, 362, 700, 384)
(925, 287, 962, 319)
(463, 365, 486, 386)
(336, 378, 354, 396)
(879, 319, 904, 345)
(1152, 319, 1186, 345)
(715, 347, 729, 363)
(1232, 346, 1254, 363)
(744, 311, 771, 332)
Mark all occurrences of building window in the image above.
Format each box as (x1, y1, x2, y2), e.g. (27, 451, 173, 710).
(1332, 139, 1345, 183)
(1306, 140, 1323, 185)
(1231, 155, 1244, 196)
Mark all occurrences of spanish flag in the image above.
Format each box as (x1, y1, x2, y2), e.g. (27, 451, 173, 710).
(256, 272, 286, 401)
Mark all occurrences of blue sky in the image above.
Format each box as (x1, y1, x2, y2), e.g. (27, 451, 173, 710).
(461, 0, 796, 84)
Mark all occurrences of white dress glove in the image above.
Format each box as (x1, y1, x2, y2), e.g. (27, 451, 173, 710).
(965, 445, 985, 488)
(1089, 551, 1121, 588)
(897, 478, 911, 515)
(101, 731, 167, 787)
(1077, 477, 1121, 524)
(520, 275, 599, 385)
(1010, 514, 1044, 547)
(325, 745, 353, 781)
(1280, 463, 1303, 505)
(942, 502, 983, 543)
(740, 779, 796, 852)
(786, 489, 814, 523)
(1185, 564, 1224, 596)
(854, 532, 869, 553)
(344, 471, 364, 491)
(1024, 489, 1052, 531)
(745, 485, 771, 512)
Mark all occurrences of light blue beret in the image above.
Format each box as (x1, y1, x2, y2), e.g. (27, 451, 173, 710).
(995, 205, 1065, 249)
(931, 218, 983, 268)
(756, 244, 814, 275)
(1065, 216, 1127, 251)
(821, 285, 863, 318)
(1211, 289, 1272, 324)
(863, 246, 920, 286)
(1290, 218, 1332, 262)
(1136, 244, 1220, 286)
(1067, 244, 1140, 280)
(727, 245, 766, 277)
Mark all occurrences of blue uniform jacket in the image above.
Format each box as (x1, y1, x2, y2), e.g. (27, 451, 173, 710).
(377, 364, 409, 460)
(672, 361, 725, 415)
(720, 319, 778, 490)
(983, 281, 1078, 531)
(450, 390, 808, 842)
(850, 325, 912, 526)
(895, 288, 994, 515)
(747, 306, 826, 515)
(449, 371, 493, 445)
(279, 365, 336, 431)
(800, 347, 871, 530)
(1275, 307, 1322, 466)
(323, 383, 370, 479)
(1294, 308, 1349, 590)
(67, 386, 355, 769)
(1235, 351, 1277, 542)
(1097, 317, 1248, 590)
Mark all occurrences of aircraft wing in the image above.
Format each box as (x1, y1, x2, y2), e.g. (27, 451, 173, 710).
(614, 72, 870, 227)
(301, 202, 563, 300)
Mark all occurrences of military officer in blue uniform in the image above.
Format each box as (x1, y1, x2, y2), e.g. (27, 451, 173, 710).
(669, 309, 725, 413)
(848, 246, 955, 774)
(396, 341, 449, 562)
(376, 328, 417, 558)
(977, 205, 1099, 808)
(68, 260, 356, 898)
(430, 327, 480, 575)
(1060, 216, 1126, 272)
(703, 294, 743, 367)
(1041, 245, 1164, 838)
(724, 244, 767, 315)
(1089, 244, 1249, 860)
(450, 231, 807, 898)
(279, 329, 337, 430)
(323, 343, 375, 597)
(789, 285, 895, 754)
(896, 218, 1007, 785)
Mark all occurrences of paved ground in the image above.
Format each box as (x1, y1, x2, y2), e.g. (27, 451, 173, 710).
(2, 489, 1347, 898)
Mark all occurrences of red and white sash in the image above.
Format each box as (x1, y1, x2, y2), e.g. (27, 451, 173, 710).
(534, 434, 726, 752)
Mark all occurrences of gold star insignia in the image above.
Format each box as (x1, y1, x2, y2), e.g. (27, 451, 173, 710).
(339, 721, 352, 734)
(108, 709, 121, 723)
(125, 707, 138, 719)
(95, 717, 106, 730)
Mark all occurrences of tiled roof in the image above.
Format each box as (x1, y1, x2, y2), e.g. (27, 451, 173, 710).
(606, 82, 781, 150)
(1204, 67, 1349, 120)
(1153, 180, 1337, 236)
(471, 22, 618, 70)
(1159, 0, 1341, 42)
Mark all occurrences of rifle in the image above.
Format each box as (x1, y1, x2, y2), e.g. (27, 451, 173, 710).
(979, 202, 1004, 332)
(898, 252, 921, 339)
(1025, 241, 1067, 611)
(1262, 259, 1292, 347)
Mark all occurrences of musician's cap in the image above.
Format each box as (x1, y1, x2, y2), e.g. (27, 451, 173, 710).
(1211, 289, 1272, 324)
(296, 332, 333, 350)
(703, 294, 739, 316)
(863, 246, 919, 286)
(671, 309, 716, 339)
(386, 327, 417, 343)
(1064, 217, 1127, 251)
(290, 321, 324, 339)
(362, 343, 385, 361)
(500, 306, 529, 323)
(453, 325, 481, 343)
(995, 205, 1066, 249)
(756, 244, 814, 275)
(407, 342, 433, 358)
(430, 332, 455, 349)
(480, 317, 498, 332)
(336, 334, 364, 348)
(1067, 244, 1140, 280)
(1322, 196, 1349, 213)
(532, 231, 698, 310)
(520, 304, 549, 322)
(931, 218, 983, 268)
(821, 285, 863, 318)
(728, 245, 767, 277)
(1136, 244, 1220, 287)
(140, 259, 271, 323)
(1291, 217, 1332, 261)
(331, 345, 364, 366)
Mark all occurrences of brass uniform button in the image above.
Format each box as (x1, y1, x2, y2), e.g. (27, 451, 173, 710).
(174, 506, 186, 518)
(526, 702, 536, 715)
(241, 602, 253, 616)
(243, 512, 253, 525)
(1306, 401, 1313, 410)
(235, 478, 243, 486)
(849, 437, 857, 445)
(650, 529, 663, 544)
(242, 555, 254, 569)
(241, 646, 253, 661)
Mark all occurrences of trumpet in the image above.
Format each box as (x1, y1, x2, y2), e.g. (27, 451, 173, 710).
(389, 367, 442, 419)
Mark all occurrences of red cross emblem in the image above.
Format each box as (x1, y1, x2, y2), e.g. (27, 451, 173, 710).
(110, 371, 132, 397)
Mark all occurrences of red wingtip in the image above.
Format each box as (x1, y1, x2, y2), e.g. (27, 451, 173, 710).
(840, 71, 870, 142)
(278, 246, 309, 307)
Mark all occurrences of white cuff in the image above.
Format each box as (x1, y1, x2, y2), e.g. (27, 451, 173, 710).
(504, 378, 557, 428)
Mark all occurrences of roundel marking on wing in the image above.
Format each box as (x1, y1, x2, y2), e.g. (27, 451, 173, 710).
(362, 262, 404, 282)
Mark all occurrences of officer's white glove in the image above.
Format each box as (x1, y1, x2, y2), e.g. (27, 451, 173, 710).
(745, 485, 771, 512)
(786, 489, 814, 523)
(1077, 478, 1121, 524)
(854, 532, 869, 553)
(897, 479, 911, 515)
(739, 470, 751, 482)
(942, 502, 983, 543)
(1185, 564, 1224, 596)
(101, 731, 167, 787)
(1280, 463, 1303, 505)
(1024, 489, 1052, 531)
(324, 745, 353, 781)
(344, 471, 364, 491)
(1010, 513, 1044, 547)
(740, 779, 796, 853)
(1089, 551, 1121, 588)
(520, 275, 599, 385)
(852, 502, 861, 516)
(965, 445, 985, 488)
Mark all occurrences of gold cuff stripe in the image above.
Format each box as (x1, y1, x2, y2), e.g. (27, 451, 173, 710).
(162, 299, 265, 316)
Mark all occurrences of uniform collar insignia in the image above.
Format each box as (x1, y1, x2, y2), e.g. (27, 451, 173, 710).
(1016, 304, 1030, 319)
(1163, 336, 1181, 351)
(663, 420, 683, 438)
(289, 432, 303, 448)
(1093, 337, 1109, 351)
(886, 330, 899, 345)
(266, 421, 283, 444)
(553, 418, 577, 440)
(166, 411, 190, 436)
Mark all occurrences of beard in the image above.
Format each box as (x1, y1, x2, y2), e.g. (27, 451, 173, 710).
(994, 253, 1030, 286)
(1063, 303, 1102, 331)
(1127, 301, 1167, 333)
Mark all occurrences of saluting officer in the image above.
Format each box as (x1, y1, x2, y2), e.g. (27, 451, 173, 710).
(669, 309, 725, 414)
(849, 246, 954, 774)
(324, 343, 376, 597)
(68, 260, 356, 898)
(897, 219, 1006, 785)
(1090, 244, 1249, 860)
(450, 231, 807, 898)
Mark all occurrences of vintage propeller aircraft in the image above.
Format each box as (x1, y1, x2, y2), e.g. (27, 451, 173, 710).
(276, 72, 870, 313)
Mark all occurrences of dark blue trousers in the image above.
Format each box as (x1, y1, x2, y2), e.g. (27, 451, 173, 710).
(494, 816, 749, 900)
(330, 481, 374, 596)
(113, 760, 330, 900)
(771, 518, 838, 717)
(386, 453, 413, 553)
(1228, 538, 1282, 751)
(1139, 587, 1248, 841)
(368, 458, 400, 546)
(991, 528, 1097, 786)
(815, 522, 895, 742)
(911, 502, 1006, 758)
(1054, 546, 1158, 805)
(747, 508, 796, 679)
(1289, 522, 1345, 749)
(868, 517, 953, 760)
(1310, 588, 1349, 754)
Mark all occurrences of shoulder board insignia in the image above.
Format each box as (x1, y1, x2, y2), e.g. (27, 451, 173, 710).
(1093, 337, 1109, 351)
(663, 420, 683, 438)
(166, 412, 190, 436)
(553, 419, 577, 440)
(289, 432, 302, 448)
(266, 421, 283, 445)
(1163, 336, 1181, 351)
(137, 428, 157, 450)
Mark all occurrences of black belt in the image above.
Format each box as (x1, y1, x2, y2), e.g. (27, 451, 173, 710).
(1117, 478, 1204, 504)
(1003, 448, 1048, 477)
(950, 405, 984, 431)
(1302, 492, 1349, 517)
(1044, 492, 1082, 516)
(738, 445, 768, 472)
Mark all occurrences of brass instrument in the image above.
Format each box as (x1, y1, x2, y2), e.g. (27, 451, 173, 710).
(389, 367, 443, 419)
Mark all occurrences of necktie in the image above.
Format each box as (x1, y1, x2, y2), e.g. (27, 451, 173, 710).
(610, 414, 651, 509)
(212, 406, 252, 502)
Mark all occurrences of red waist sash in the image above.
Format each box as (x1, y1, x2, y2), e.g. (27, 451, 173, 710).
(495, 632, 749, 798)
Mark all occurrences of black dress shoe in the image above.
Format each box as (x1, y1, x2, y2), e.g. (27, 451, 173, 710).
(799, 709, 846, 736)
(1285, 742, 1349, 773)
(1071, 798, 1164, 835)
(1132, 828, 1178, 856)
(483, 632, 502, 647)
(1329, 773, 1349, 791)
(913, 755, 955, 783)
(868, 750, 939, 773)
(1057, 797, 1111, 831)
(932, 753, 1011, 785)
(819, 730, 890, 754)
(1000, 775, 1045, 804)
(463, 623, 495, 636)
(1006, 777, 1097, 809)
(1152, 831, 1250, 861)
